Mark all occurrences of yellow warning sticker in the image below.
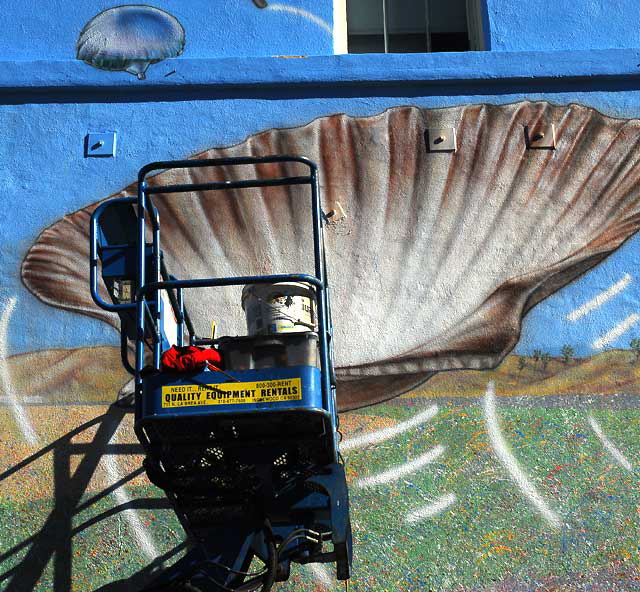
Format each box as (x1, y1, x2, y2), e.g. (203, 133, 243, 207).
(161, 377, 302, 408)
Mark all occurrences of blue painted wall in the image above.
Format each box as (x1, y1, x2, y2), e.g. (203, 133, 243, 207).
(6, 1, 640, 61)
(1, 0, 335, 61)
(3, 48, 640, 357)
(487, 0, 640, 51)
(2, 0, 640, 371)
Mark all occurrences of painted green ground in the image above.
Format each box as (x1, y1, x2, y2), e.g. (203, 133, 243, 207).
(1, 396, 639, 590)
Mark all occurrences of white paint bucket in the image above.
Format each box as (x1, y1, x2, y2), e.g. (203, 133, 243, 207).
(241, 282, 317, 335)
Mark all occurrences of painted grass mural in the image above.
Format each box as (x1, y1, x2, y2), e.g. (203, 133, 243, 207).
(1, 386, 638, 590)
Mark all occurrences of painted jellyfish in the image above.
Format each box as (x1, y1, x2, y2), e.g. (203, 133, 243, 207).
(76, 5, 185, 80)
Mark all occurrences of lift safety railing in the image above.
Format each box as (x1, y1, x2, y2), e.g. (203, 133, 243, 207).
(90, 198, 196, 376)
(91, 156, 336, 421)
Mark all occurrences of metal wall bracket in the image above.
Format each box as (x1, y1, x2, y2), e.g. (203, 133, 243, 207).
(325, 202, 347, 223)
(426, 128, 457, 153)
(525, 124, 556, 150)
(85, 132, 117, 157)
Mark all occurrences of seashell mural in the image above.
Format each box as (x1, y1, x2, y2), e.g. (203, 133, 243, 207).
(76, 5, 185, 80)
(21, 102, 640, 410)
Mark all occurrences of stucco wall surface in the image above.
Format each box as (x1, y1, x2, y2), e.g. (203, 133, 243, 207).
(487, 0, 640, 51)
(1, 1, 335, 63)
(2, 3, 640, 592)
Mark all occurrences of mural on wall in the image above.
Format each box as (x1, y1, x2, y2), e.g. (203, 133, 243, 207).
(3, 101, 640, 590)
(76, 5, 185, 80)
(21, 101, 640, 408)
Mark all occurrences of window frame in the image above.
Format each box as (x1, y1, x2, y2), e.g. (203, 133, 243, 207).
(335, 0, 486, 54)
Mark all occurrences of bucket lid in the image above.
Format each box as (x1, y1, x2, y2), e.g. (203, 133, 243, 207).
(241, 282, 314, 307)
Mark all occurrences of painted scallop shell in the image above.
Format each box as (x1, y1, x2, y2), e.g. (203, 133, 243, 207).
(77, 5, 185, 80)
(21, 102, 640, 409)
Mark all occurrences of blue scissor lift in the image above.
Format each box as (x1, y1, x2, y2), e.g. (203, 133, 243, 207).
(90, 157, 352, 591)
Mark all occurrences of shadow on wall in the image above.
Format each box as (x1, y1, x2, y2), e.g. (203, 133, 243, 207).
(0, 403, 180, 592)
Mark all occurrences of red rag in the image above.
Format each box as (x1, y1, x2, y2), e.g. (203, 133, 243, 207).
(161, 345, 222, 373)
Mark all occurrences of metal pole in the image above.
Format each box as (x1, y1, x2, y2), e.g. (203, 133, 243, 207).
(425, 0, 431, 52)
(135, 180, 147, 396)
(382, 0, 389, 53)
(177, 288, 184, 347)
(153, 209, 161, 369)
(310, 168, 333, 445)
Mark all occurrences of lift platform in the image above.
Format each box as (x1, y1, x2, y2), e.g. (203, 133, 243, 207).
(90, 156, 352, 591)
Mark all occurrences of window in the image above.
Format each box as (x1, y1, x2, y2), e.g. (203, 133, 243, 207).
(345, 0, 485, 54)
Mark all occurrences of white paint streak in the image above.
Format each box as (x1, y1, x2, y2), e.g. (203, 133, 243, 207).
(305, 563, 333, 589)
(104, 432, 159, 562)
(267, 4, 333, 36)
(588, 415, 633, 471)
(405, 493, 457, 524)
(354, 445, 445, 489)
(341, 404, 439, 451)
(566, 273, 632, 321)
(591, 313, 640, 350)
(0, 297, 37, 446)
(483, 382, 561, 529)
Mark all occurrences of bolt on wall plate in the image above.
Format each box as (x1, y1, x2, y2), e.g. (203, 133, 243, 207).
(525, 123, 556, 150)
(426, 128, 456, 153)
(325, 202, 347, 223)
(85, 132, 117, 157)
